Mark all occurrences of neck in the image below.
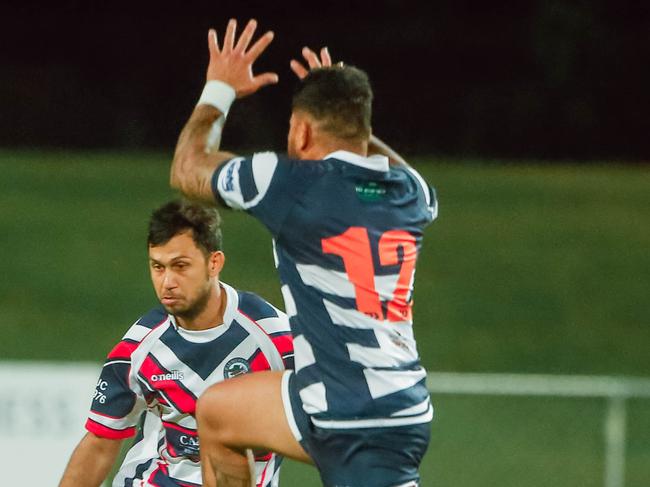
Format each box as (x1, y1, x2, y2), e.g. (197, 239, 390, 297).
(303, 137, 368, 160)
(176, 283, 226, 331)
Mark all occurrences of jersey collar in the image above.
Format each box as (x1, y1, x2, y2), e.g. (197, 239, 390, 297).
(325, 150, 390, 172)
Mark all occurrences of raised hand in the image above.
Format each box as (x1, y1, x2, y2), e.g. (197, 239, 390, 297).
(289, 46, 335, 79)
(207, 19, 279, 98)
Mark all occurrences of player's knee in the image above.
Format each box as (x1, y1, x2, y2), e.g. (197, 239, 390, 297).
(196, 383, 234, 440)
(196, 385, 223, 425)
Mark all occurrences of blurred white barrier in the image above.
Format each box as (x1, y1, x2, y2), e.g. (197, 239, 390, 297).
(0, 361, 101, 485)
(3, 363, 649, 487)
(427, 372, 650, 487)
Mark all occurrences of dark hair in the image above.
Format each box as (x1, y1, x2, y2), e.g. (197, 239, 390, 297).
(292, 65, 373, 141)
(147, 200, 222, 254)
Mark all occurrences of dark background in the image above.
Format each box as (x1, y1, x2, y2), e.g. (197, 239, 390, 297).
(1, 0, 649, 160)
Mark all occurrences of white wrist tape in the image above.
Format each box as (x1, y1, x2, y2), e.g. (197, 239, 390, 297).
(197, 80, 236, 115)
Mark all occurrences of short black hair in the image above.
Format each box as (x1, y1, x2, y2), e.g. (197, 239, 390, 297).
(147, 200, 222, 254)
(292, 65, 373, 141)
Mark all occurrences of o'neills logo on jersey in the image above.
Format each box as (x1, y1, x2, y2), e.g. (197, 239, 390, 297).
(151, 370, 184, 382)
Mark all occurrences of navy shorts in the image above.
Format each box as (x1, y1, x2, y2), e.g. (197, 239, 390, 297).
(281, 371, 431, 487)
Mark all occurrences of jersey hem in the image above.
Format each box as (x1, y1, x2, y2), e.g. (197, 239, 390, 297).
(309, 403, 433, 430)
(280, 370, 303, 442)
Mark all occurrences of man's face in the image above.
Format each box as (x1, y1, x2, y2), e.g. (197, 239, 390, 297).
(148, 231, 221, 320)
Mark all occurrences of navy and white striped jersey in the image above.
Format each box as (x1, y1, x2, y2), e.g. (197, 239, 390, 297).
(212, 151, 437, 429)
(86, 282, 293, 487)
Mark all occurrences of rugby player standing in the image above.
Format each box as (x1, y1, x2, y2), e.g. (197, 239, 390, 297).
(170, 19, 438, 487)
(59, 200, 293, 487)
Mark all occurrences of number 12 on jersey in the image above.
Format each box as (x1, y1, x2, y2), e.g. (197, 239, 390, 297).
(322, 227, 417, 322)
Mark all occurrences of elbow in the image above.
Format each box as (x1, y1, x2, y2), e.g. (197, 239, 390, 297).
(169, 166, 182, 192)
(170, 154, 209, 202)
(170, 154, 190, 193)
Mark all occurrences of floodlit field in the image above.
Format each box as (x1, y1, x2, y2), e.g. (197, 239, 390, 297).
(1, 150, 648, 485)
(284, 396, 650, 486)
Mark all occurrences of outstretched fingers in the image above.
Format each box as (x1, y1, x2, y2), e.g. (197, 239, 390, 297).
(301, 46, 322, 69)
(204, 18, 277, 98)
(289, 59, 309, 79)
(223, 18, 237, 53)
(246, 30, 275, 62)
(320, 47, 332, 67)
(290, 46, 335, 79)
(252, 71, 280, 90)
(235, 19, 257, 54)
(207, 29, 220, 57)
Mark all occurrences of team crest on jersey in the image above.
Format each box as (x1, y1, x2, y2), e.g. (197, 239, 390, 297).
(224, 358, 250, 379)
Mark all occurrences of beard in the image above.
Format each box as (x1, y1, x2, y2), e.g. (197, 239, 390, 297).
(163, 285, 212, 322)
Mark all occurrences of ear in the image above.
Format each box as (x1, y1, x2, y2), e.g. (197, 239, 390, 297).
(297, 116, 312, 153)
(300, 117, 314, 151)
(208, 251, 225, 278)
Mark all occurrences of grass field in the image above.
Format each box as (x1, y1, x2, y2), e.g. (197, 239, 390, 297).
(1, 150, 648, 485)
(282, 396, 650, 486)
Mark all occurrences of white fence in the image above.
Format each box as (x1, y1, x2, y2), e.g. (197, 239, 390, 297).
(426, 372, 650, 487)
(2, 362, 649, 486)
(0, 361, 101, 484)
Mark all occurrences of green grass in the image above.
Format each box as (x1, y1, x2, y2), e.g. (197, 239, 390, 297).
(413, 160, 650, 376)
(280, 394, 650, 486)
(1, 151, 648, 375)
(1, 150, 649, 485)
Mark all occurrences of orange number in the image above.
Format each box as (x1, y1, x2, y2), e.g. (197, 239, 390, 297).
(322, 227, 417, 322)
(379, 230, 416, 322)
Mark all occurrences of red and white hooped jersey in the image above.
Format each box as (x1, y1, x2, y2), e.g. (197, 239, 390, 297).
(86, 282, 293, 487)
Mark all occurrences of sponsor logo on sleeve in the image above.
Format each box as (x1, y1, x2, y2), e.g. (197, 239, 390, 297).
(221, 162, 236, 192)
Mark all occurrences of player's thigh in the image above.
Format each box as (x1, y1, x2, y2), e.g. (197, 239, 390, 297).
(197, 370, 309, 462)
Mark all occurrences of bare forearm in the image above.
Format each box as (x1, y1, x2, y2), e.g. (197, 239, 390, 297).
(368, 134, 410, 168)
(59, 433, 122, 487)
(171, 19, 277, 202)
(170, 105, 235, 202)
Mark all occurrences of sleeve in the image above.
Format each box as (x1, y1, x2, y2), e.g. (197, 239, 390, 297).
(264, 309, 294, 371)
(211, 152, 324, 235)
(405, 165, 438, 223)
(85, 338, 147, 439)
(238, 291, 295, 371)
